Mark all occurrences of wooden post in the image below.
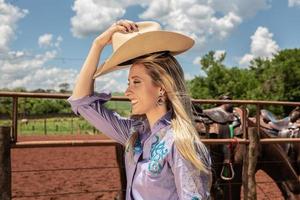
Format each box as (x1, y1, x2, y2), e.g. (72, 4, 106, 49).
(247, 127, 259, 199)
(71, 117, 73, 135)
(115, 144, 126, 200)
(12, 97, 18, 142)
(0, 126, 11, 200)
(44, 119, 47, 135)
(242, 105, 249, 199)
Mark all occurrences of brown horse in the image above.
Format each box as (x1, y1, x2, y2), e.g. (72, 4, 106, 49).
(194, 102, 242, 200)
(251, 107, 300, 200)
(194, 105, 300, 200)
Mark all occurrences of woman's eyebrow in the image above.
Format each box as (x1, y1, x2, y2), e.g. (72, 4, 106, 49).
(128, 75, 143, 81)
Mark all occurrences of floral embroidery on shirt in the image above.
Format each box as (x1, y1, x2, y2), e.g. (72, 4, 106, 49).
(148, 135, 169, 174)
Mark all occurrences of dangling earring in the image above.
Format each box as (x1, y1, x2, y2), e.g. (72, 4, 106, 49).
(157, 93, 165, 106)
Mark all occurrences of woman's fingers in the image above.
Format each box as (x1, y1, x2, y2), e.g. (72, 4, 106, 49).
(116, 19, 138, 33)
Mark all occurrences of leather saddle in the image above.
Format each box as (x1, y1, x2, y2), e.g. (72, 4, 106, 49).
(194, 105, 242, 136)
(203, 107, 235, 124)
(259, 109, 300, 144)
(260, 109, 291, 131)
(194, 104, 237, 181)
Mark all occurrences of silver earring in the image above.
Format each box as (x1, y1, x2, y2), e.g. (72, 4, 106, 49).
(157, 93, 165, 106)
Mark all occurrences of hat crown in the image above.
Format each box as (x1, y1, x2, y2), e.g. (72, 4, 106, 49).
(112, 21, 162, 51)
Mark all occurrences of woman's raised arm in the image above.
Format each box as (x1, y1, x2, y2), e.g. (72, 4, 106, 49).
(72, 20, 138, 99)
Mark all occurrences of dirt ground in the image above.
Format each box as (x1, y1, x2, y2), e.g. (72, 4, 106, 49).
(11, 135, 284, 200)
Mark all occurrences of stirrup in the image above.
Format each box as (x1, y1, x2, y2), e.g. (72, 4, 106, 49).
(220, 162, 235, 180)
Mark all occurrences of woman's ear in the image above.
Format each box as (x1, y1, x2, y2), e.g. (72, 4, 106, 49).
(159, 87, 166, 95)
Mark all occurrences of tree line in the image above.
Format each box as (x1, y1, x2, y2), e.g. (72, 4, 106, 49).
(187, 48, 300, 115)
(0, 48, 299, 117)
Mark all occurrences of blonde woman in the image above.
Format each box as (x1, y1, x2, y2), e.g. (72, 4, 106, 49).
(68, 20, 212, 200)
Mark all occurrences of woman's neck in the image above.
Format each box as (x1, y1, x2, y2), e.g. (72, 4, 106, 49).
(146, 106, 168, 130)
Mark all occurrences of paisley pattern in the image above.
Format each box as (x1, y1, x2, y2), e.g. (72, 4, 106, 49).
(148, 135, 169, 174)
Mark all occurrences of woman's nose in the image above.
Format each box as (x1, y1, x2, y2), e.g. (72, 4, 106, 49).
(125, 86, 131, 97)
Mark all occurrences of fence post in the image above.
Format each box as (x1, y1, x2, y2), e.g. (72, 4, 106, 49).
(115, 144, 126, 200)
(247, 127, 258, 199)
(44, 119, 47, 135)
(12, 97, 18, 142)
(242, 106, 249, 199)
(0, 126, 11, 200)
(71, 117, 73, 135)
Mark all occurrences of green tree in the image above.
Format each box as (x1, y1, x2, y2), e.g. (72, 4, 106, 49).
(189, 51, 258, 100)
(59, 83, 70, 93)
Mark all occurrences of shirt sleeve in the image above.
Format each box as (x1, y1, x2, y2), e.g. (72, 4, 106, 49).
(168, 142, 212, 200)
(67, 90, 132, 145)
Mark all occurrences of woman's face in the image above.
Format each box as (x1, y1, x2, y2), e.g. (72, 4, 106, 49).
(125, 63, 161, 115)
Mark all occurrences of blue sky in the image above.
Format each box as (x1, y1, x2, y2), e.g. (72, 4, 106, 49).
(1, 0, 300, 92)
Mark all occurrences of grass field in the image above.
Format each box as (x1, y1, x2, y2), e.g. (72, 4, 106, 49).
(0, 101, 132, 136)
(0, 117, 99, 135)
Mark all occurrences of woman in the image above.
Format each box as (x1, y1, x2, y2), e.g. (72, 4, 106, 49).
(68, 20, 212, 200)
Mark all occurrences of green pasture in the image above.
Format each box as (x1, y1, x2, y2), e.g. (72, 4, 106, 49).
(0, 100, 132, 136)
(0, 117, 98, 135)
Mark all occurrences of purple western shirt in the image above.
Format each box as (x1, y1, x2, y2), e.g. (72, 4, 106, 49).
(68, 90, 212, 200)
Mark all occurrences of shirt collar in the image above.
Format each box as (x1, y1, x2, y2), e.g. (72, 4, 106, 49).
(150, 109, 173, 133)
(131, 110, 173, 134)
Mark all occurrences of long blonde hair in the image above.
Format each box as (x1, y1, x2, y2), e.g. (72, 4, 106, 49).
(125, 52, 210, 173)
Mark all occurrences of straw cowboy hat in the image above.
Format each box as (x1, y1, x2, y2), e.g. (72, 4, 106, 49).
(93, 21, 195, 78)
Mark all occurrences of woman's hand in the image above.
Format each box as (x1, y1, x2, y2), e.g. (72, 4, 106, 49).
(94, 19, 139, 47)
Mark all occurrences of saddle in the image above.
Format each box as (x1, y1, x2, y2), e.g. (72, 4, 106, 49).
(194, 103, 240, 181)
(203, 107, 235, 124)
(260, 109, 291, 131)
(194, 105, 239, 135)
(259, 109, 300, 155)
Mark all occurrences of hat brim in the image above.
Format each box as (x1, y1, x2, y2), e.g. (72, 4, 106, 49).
(93, 31, 194, 78)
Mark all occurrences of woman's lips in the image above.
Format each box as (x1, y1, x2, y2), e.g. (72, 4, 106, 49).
(131, 99, 138, 106)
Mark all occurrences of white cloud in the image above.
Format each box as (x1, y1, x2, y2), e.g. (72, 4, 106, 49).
(193, 56, 202, 65)
(0, 0, 28, 52)
(0, 50, 79, 90)
(70, 0, 270, 46)
(184, 72, 194, 80)
(239, 26, 279, 67)
(208, 0, 270, 18)
(0, 48, 129, 91)
(250, 27, 279, 57)
(0, 0, 125, 92)
(54, 36, 63, 48)
(38, 33, 63, 48)
(70, 0, 126, 38)
(139, 1, 242, 43)
(38, 34, 53, 47)
(94, 69, 129, 92)
(214, 50, 226, 60)
(288, 0, 300, 7)
(239, 54, 254, 67)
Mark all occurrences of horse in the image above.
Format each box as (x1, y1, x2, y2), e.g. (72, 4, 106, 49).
(194, 102, 300, 200)
(252, 107, 300, 199)
(193, 98, 243, 200)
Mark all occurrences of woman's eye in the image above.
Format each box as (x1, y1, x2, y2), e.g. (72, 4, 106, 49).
(133, 81, 140, 84)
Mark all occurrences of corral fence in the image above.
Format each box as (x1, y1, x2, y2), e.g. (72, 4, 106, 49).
(0, 91, 300, 200)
